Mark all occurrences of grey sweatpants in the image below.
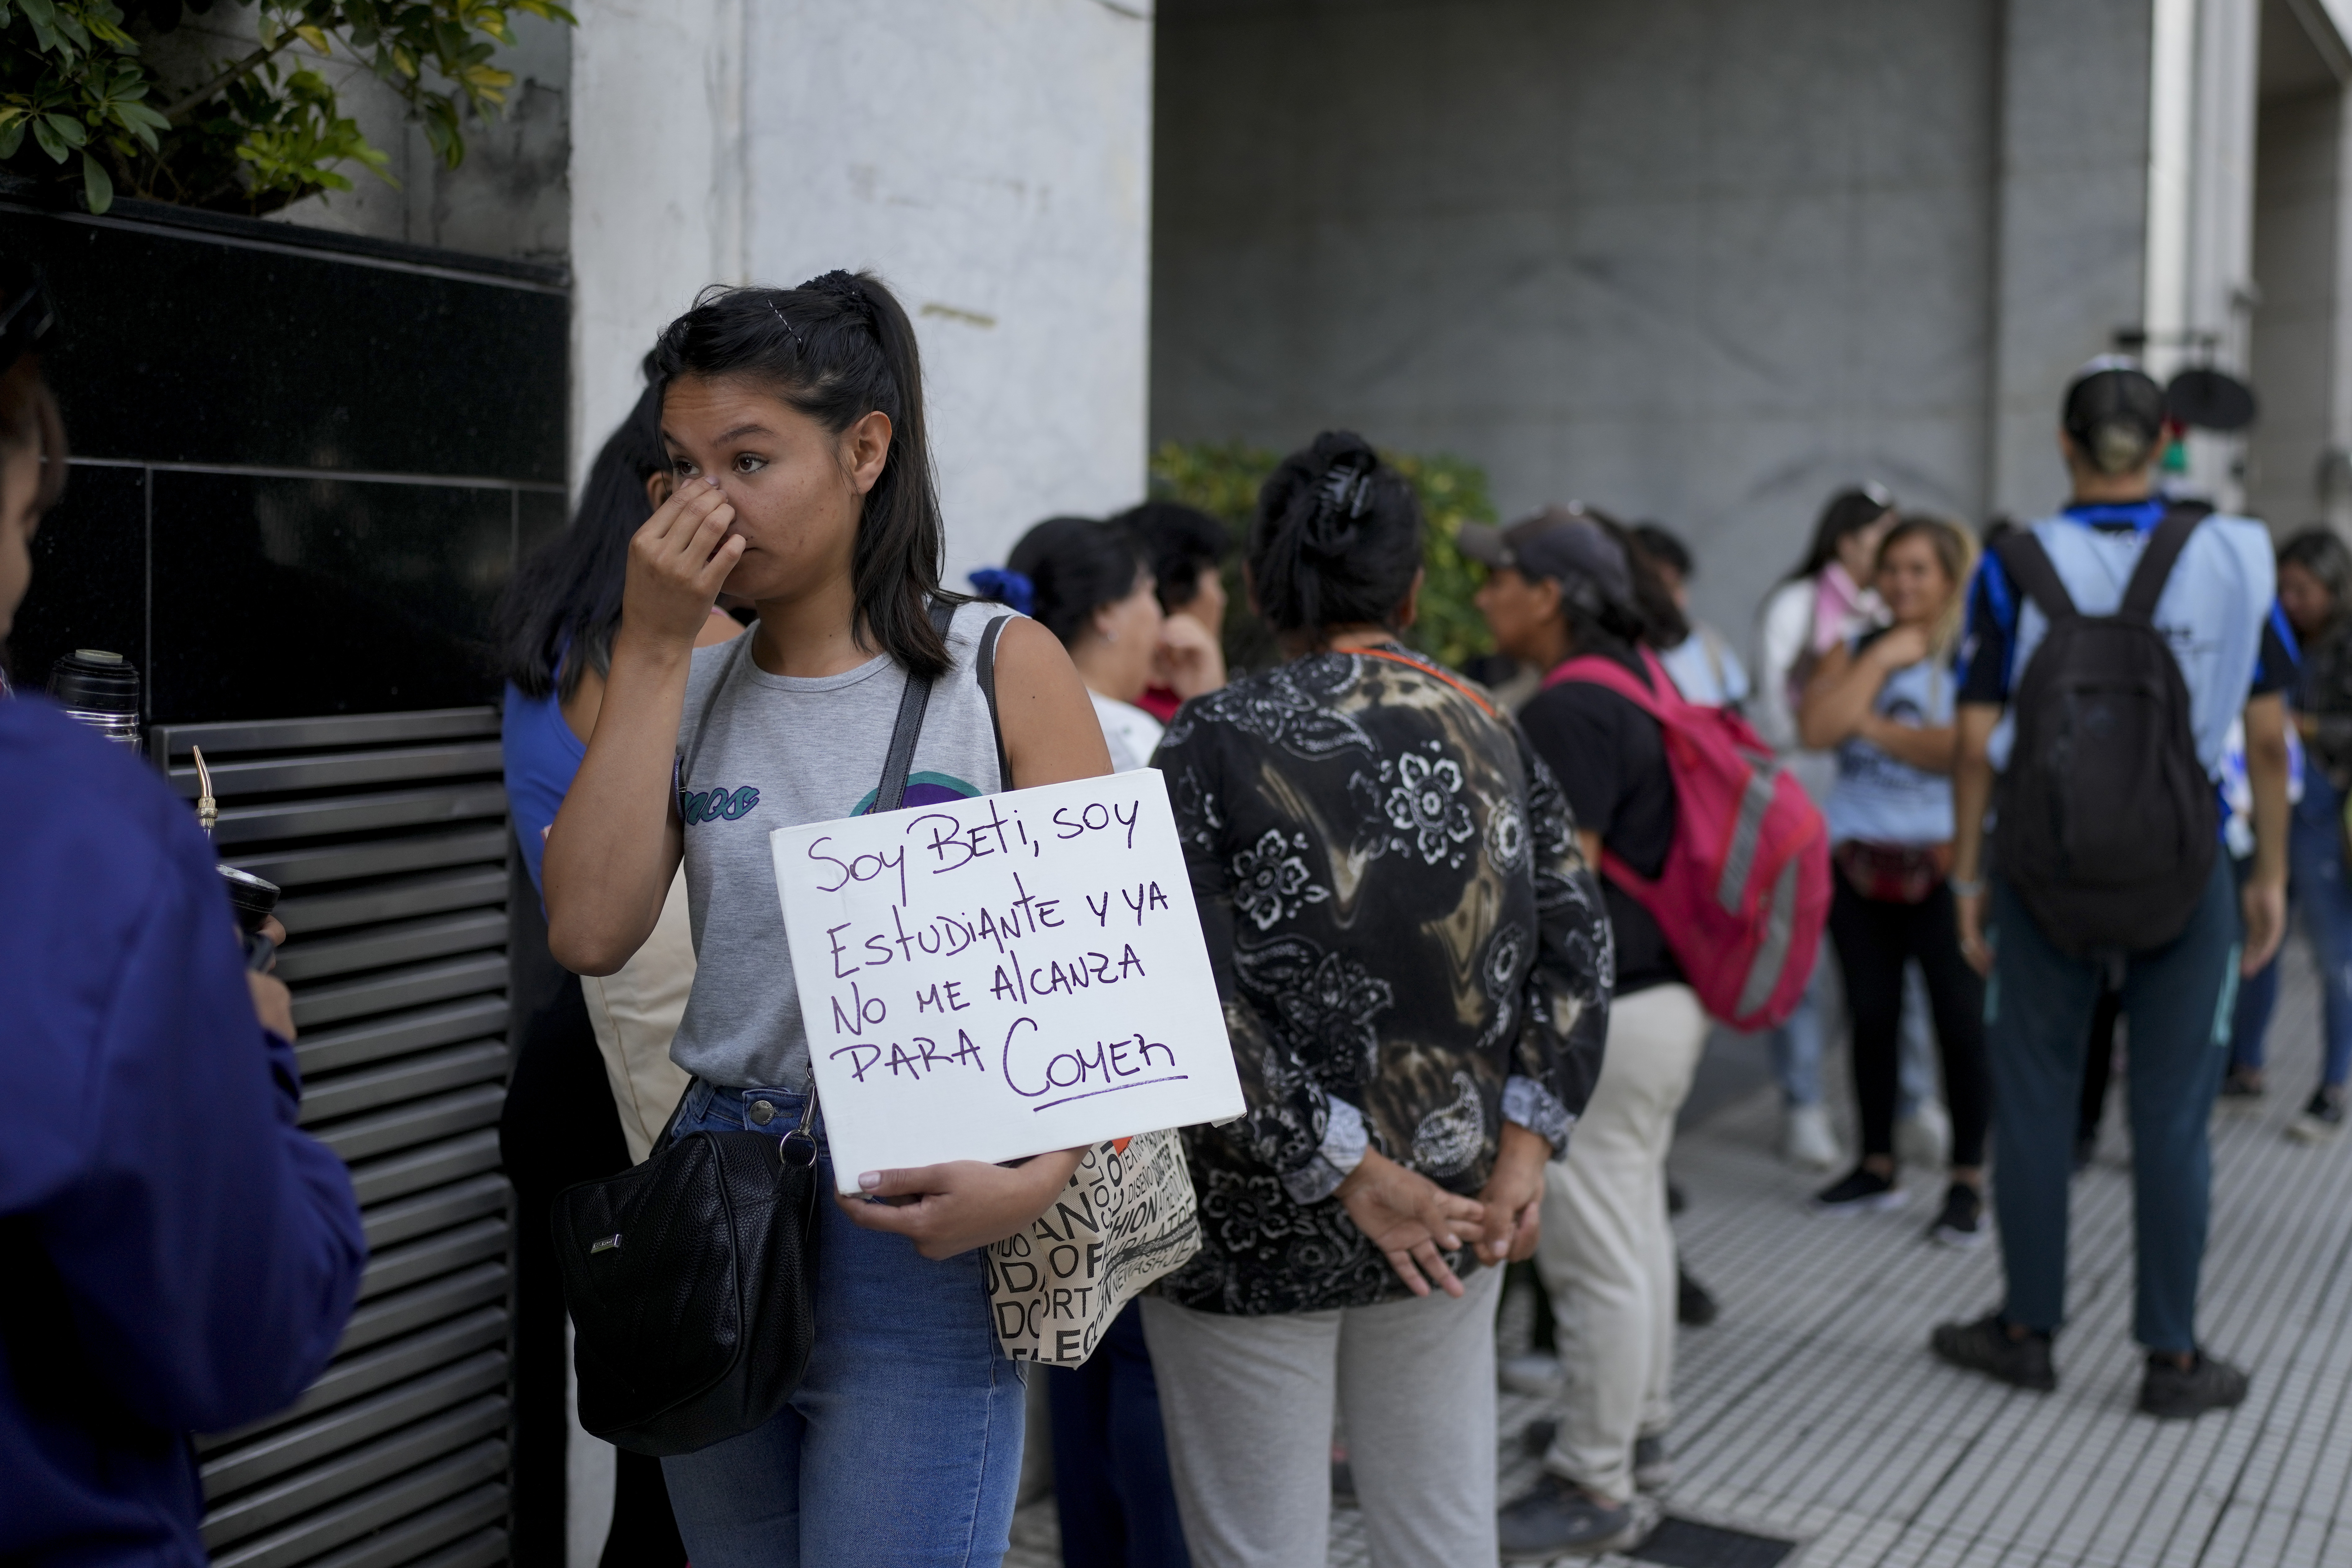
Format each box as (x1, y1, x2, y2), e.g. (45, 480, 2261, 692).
(1139, 1264, 1502, 1568)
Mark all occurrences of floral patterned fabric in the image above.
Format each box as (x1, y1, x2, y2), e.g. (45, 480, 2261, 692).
(1152, 645, 1614, 1315)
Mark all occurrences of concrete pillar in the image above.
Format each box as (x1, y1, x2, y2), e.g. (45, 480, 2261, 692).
(568, 0, 750, 497)
(569, 0, 1155, 572)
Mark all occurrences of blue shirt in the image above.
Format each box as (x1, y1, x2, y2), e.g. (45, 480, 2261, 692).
(1956, 500, 2294, 777)
(1826, 629, 1956, 846)
(1658, 621, 1752, 710)
(0, 698, 366, 1567)
(503, 679, 587, 899)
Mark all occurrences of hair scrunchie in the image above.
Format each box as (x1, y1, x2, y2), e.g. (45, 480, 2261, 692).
(968, 566, 1035, 618)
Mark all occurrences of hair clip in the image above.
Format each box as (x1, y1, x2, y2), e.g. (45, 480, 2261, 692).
(1316, 460, 1375, 525)
(766, 297, 808, 355)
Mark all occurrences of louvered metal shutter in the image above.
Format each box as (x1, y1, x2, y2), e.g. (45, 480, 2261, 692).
(151, 707, 515, 1568)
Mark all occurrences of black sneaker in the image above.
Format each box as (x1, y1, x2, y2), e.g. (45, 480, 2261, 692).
(2288, 1086, 2346, 1144)
(1930, 1312, 2056, 1392)
(1678, 1266, 1720, 1326)
(1497, 1473, 1642, 1560)
(2140, 1352, 2250, 1419)
(1632, 1434, 1672, 1493)
(1814, 1166, 1906, 1213)
(1929, 1184, 1987, 1250)
(2218, 1066, 2265, 1100)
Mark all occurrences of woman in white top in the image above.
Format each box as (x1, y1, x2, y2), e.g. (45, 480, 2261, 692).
(974, 516, 1181, 770)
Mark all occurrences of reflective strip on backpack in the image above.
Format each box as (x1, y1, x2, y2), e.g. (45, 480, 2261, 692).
(1717, 763, 1780, 915)
(1736, 854, 1802, 1018)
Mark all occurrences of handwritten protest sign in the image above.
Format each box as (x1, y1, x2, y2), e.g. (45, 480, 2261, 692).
(770, 770, 1243, 1193)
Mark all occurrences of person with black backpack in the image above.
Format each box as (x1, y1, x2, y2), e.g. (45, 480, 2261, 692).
(1933, 358, 2294, 1420)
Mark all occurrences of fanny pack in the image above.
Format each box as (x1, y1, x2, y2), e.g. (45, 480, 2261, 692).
(1833, 839, 1953, 905)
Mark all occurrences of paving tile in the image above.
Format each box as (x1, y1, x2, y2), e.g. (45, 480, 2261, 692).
(1003, 945, 2352, 1566)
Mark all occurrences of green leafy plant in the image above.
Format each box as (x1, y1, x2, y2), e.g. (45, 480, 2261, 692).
(1147, 439, 1500, 676)
(0, 0, 573, 215)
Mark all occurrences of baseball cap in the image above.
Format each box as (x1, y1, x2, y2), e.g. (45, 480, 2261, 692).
(1457, 505, 1634, 611)
(2062, 355, 2166, 470)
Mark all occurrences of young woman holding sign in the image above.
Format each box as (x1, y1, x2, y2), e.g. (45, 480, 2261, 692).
(542, 274, 1111, 1568)
(1143, 432, 1615, 1568)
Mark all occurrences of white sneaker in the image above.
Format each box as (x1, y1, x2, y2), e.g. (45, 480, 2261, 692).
(1498, 1351, 1564, 1396)
(1897, 1099, 1952, 1169)
(1784, 1102, 1840, 1172)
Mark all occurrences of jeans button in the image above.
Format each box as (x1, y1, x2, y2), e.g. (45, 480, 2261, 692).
(749, 1099, 776, 1125)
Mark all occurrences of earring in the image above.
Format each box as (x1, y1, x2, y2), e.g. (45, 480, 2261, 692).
(1104, 629, 1118, 644)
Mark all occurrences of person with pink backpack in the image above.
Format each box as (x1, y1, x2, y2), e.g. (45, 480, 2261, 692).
(1470, 507, 1827, 1559)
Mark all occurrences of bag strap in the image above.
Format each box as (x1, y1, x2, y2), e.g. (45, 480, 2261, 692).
(2119, 507, 2205, 621)
(975, 612, 1015, 792)
(1991, 530, 2077, 623)
(1543, 647, 1671, 721)
(1352, 645, 1498, 717)
(870, 599, 960, 815)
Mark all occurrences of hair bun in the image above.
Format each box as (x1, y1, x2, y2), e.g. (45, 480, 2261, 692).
(800, 270, 876, 323)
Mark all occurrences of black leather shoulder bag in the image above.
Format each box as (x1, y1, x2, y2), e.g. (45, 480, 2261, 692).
(550, 600, 959, 1456)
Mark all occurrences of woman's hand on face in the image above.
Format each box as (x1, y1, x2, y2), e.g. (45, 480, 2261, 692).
(622, 475, 745, 652)
(1152, 612, 1227, 701)
(836, 1148, 1087, 1259)
(1335, 1148, 1486, 1299)
(1473, 1121, 1550, 1265)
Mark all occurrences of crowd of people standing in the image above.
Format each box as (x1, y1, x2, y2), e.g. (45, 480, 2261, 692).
(4, 255, 2339, 1568)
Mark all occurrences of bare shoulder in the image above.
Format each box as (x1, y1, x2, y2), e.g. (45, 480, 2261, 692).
(988, 616, 1112, 787)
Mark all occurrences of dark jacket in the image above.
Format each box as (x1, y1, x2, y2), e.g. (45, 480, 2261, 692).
(1152, 645, 1612, 1315)
(0, 698, 366, 1567)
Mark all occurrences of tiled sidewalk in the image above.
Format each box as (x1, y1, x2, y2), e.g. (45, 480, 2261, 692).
(1009, 942, 2352, 1567)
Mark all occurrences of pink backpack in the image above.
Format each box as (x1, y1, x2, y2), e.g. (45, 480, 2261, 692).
(1544, 648, 1830, 1031)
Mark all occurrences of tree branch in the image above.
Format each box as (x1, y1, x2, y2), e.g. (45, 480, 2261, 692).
(162, 36, 297, 126)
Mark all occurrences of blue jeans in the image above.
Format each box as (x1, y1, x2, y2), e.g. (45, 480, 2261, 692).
(2231, 772, 2352, 1088)
(1984, 859, 2239, 1352)
(658, 1081, 1027, 1568)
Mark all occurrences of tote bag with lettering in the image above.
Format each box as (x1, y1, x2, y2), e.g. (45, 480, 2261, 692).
(983, 1130, 1199, 1364)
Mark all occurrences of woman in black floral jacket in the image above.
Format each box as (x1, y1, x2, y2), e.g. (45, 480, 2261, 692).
(1139, 432, 1612, 1568)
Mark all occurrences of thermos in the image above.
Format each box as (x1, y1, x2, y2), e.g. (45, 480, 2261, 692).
(47, 648, 141, 749)
(47, 649, 283, 967)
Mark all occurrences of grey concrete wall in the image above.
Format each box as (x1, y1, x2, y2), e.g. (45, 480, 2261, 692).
(1983, 0, 2155, 519)
(1154, 0, 2157, 641)
(137, 9, 572, 263)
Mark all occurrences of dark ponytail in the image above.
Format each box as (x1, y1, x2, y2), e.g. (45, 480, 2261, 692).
(648, 271, 954, 679)
(1567, 509, 1687, 654)
(1248, 431, 1423, 637)
(988, 516, 1148, 648)
(493, 383, 666, 700)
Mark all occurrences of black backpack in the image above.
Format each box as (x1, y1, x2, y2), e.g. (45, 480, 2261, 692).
(1992, 508, 2217, 957)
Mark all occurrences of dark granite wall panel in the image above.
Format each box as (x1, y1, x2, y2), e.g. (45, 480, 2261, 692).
(0, 201, 568, 723)
(0, 209, 567, 482)
(9, 463, 145, 697)
(149, 473, 513, 723)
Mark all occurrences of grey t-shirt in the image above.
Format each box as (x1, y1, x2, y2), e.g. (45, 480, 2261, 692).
(668, 600, 1012, 1089)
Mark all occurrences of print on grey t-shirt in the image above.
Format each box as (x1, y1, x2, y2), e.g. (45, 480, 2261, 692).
(667, 600, 1012, 1091)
